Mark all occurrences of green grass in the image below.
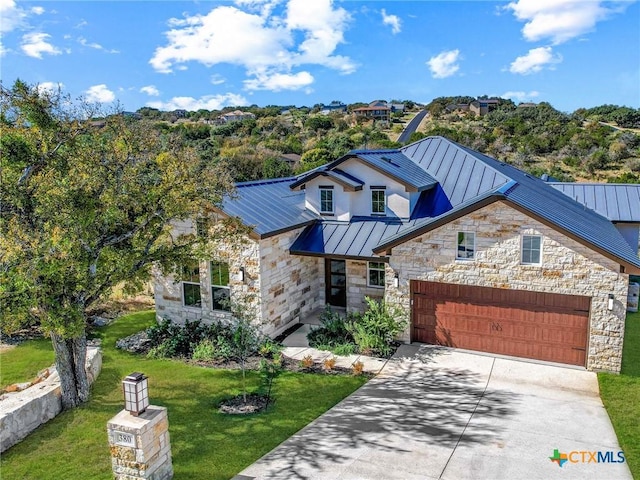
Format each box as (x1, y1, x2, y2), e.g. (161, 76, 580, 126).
(0, 311, 367, 479)
(599, 311, 640, 478)
(1, 337, 56, 388)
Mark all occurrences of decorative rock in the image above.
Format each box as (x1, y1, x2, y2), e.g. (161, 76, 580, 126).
(116, 331, 152, 354)
(90, 315, 112, 327)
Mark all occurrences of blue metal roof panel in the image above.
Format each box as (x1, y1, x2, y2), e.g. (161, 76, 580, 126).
(221, 177, 318, 236)
(550, 183, 640, 222)
(290, 217, 413, 259)
(326, 169, 364, 189)
(350, 150, 438, 191)
(401, 136, 510, 205)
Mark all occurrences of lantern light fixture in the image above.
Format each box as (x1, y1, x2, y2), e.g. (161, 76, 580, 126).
(393, 273, 399, 288)
(608, 294, 614, 311)
(122, 372, 149, 416)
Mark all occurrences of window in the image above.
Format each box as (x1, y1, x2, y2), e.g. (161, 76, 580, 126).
(368, 261, 386, 287)
(182, 261, 201, 307)
(371, 189, 385, 215)
(319, 187, 334, 214)
(522, 235, 542, 264)
(196, 218, 210, 238)
(456, 232, 475, 260)
(211, 261, 230, 311)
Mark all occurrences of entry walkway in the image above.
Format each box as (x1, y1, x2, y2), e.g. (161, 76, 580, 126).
(279, 310, 389, 374)
(236, 344, 632, 480)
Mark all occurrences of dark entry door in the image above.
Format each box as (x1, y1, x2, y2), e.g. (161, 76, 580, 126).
(326, 259, 346, 307)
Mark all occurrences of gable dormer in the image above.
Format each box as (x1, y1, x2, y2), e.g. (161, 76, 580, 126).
(290, 150, 438, 221)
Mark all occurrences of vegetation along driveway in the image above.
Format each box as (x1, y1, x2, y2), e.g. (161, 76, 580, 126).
(236, 345, 632, 480)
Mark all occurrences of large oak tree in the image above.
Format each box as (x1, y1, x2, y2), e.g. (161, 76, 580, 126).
(0, 81, 232, 409)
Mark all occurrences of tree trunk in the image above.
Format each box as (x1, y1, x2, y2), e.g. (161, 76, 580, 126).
(50, 332, 90, 410)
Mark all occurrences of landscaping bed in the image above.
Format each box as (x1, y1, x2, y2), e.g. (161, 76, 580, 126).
(0, 310, 367, 480)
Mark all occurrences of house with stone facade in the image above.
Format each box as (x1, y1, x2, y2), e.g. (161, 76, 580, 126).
(153, 136, 640, 373)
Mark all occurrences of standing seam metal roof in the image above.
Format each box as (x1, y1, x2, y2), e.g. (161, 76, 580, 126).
(549, 183, 640, 223)
(221, 177, 318, 237)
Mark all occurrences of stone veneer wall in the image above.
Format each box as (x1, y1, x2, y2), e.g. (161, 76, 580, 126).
(384, 201, 629, 373)
(153, 221, 322, 337)
(259, 228, 323, 336)
(153, 219, 261, 326)
(345, 260, 385, 312)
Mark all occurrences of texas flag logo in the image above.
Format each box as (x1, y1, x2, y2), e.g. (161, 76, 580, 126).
(550, 449, 569, 467)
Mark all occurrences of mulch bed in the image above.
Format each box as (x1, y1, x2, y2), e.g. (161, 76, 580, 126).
(218, 393, 270, 414)
(189, 355, 368, 376)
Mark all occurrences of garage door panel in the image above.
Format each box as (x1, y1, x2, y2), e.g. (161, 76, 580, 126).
(411, 281, 590, 366)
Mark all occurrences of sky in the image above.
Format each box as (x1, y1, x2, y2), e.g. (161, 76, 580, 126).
(1, 0, 639, 113)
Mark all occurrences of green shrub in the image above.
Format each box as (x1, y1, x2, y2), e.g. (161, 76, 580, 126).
(307, 306, 354, 348)
(332, 343, 357, 356)
(346, 297, 407, 357)
(192, 339, 216, 361)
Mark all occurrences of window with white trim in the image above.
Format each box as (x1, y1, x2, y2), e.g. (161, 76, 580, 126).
(182, 261, 201, 307)
(211, 261, 231, 311)
(371, 189, 386, 215)
(521, 235, 542, 265)
(368, 261, 386, 287)
(456, 232, 475, 260)
(319, 187, 334, 214)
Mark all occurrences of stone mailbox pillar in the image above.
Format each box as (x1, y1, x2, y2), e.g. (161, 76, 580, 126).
(107, 405, 173, 480)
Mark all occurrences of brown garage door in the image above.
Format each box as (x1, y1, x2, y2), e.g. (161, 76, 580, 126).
(411, 281, 591, 366)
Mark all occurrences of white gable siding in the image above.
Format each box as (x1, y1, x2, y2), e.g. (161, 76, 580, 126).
(303, 158, 411, 219)
(304, 177, 352, 221)
(340, 159, 410, 218)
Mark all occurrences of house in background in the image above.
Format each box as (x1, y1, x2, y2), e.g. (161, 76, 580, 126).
(469, 98, 499, 116)
(320, 101, 347, 115)
(153, 136, 640, 373)
(353, 101, 391, 123)
(218, 110, 256, 123)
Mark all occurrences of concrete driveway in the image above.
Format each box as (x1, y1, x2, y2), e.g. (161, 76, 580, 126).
(235, 345, 631, 480)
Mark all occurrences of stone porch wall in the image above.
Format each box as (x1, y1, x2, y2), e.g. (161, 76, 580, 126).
(384, 201, 629, 373)
(346, 260, 385, 312)
(260, 228, 323, 336)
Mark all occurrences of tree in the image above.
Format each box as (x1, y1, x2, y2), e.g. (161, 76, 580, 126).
(0, 80, 233, 409)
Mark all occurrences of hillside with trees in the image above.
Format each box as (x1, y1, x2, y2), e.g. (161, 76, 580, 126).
(135, 97, 640, 184)
(416, 97, 640, 183)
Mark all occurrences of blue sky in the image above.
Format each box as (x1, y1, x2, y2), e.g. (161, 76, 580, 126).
(1, 0, 638, 113)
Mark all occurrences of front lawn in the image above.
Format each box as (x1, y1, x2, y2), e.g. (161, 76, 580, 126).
(1, 337, 55, 388)
(0, 311, 367, 480)
(599, 311, 640, 478)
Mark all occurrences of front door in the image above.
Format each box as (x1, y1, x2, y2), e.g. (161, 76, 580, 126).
(325, 259, 346, 307)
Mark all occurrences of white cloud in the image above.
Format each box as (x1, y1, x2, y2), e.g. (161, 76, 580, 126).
(21, 32, 61, 58)
(509, 46, 562, 75)
(31, 6, 44, 15)
(150, 0, 355, 91)
(381, 9, 401, 34)
(140, 85, 160, 96)
(244, 70, 313, 91)
(146, 93, 249, 111)
(78, 37, 119, 53)
(1, 0, 27, 33)
(36, 82, 65, 94)
(210, 74, 226, 85)
(85, 84, 116, 103)
(427, 49, 461, 79)
(505, 0, 626, 45)
(501, 90, 540, 102)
